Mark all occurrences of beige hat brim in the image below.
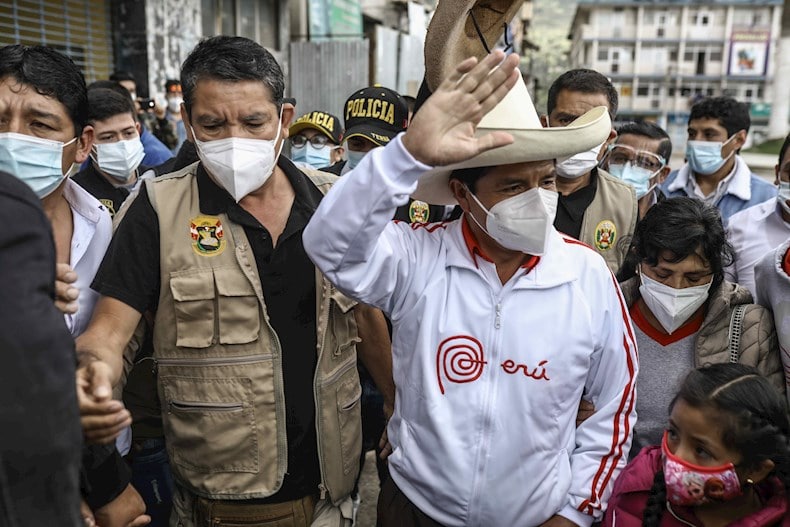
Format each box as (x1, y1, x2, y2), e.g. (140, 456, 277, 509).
(412, 106, 611, 205)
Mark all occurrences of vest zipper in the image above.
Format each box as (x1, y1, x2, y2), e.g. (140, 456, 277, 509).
(169, 400, 243, 413)
(315, 280, 333, 504)
(153, 353, 274, 373)
(319, 355, 357, 387)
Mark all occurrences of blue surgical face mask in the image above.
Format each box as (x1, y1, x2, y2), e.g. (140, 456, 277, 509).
(607, 163, 658, 199)
(292, 143, 333, 170)
(0, 132, 78, 197)
(346, 149, 367, 170)
(685, 136, 736, 176)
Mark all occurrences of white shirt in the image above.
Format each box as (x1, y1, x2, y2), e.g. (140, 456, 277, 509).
(726, 198, 790, 297)
(668, 155, 752, 205)
(303, 137, 638, 527)
(62, 179, 113, 337)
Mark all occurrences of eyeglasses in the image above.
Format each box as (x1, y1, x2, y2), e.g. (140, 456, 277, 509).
(604, 144, 666, 172)
(290, 134, 332, 148)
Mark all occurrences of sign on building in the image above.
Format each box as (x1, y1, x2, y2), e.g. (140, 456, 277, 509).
(728, 28, 770, 77)
(309, 0, 363, 40)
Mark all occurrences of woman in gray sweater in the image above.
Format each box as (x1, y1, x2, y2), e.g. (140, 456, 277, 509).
(617, 197, 782, 459)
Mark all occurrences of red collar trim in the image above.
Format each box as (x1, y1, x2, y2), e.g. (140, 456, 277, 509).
(783, 246, 790, 276)
(630, 300, 704, 346)
(461, 217, 540, 272)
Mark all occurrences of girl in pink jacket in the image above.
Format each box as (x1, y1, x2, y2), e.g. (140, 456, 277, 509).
(603, 364, 790, 526)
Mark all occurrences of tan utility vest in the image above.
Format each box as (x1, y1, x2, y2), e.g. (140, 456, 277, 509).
(579, 169, 638, 273)
(147, 163, 361, 503)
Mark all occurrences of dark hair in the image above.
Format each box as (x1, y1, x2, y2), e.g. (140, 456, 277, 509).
(627, 197, 733, 291)
(642, 364, 790, 526)
(547, 68, 618, 119)
(87, 88, 136, 124)
(689, 96, 751, 137)
(109, 70, 136, 83)
(449, 166, 492, 194)
(0, 44, 88, 134)
(779, 132, 790, 167)
(165, 78, 181, 92)
(615, 121, 672, 161)
(88, 80, 134, 101)
(180, 36, 284, 115)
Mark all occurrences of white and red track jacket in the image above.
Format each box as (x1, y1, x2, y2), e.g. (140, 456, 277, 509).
(303, 137, 638, 527)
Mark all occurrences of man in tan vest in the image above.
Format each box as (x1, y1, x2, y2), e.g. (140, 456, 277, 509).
(545, 69, 638, 273)
(74, 36, 393, 527)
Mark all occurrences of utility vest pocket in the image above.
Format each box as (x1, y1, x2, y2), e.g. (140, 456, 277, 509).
(169, 267, 260, 349)
(157, 354, 282, 499)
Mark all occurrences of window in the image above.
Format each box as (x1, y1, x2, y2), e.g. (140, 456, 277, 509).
(637, 86, 650, 97)
(669, 87, 677, 96)
(201, 0, 279, 49)
(611, 63, 619, 74)
(684, 50, 694, 62)
(0, 0, 114, 82)
(669, 49, 678, 61)
(651, 99, 661, 109)
(706, 88, 714, 96)
(612, 50, 620, 60)
(657, 27, 664, 38)
(745, 88, 754, 98)
(652, 86, 660, 96)
(758, 86, 764, 98)
(710, 50, 722, 62)
(598, 48, 608, 61)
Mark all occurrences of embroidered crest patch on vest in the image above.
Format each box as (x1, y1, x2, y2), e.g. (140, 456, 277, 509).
(594, 220, 617, 252)
(190, 215, 226, 256)
(409, 200, 430, 223)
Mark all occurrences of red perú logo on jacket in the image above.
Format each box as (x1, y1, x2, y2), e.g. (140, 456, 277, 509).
(436, 335, 550, 394)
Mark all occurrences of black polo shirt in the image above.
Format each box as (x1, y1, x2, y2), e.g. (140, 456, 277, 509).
(92, 156, 322, 502)
(553, 167, 599, 240)
(72, 161, 148, 219)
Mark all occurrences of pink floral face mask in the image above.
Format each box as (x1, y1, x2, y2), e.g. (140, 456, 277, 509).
(662, 431, 742, 506)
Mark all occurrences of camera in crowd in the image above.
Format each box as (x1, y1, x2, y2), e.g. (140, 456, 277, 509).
(138, 98, 156, 110)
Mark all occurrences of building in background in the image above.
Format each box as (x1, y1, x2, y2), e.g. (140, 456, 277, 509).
(568, 0, 783, 147)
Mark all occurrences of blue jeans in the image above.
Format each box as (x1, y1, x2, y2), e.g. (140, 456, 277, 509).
(130, 438, 174, 527)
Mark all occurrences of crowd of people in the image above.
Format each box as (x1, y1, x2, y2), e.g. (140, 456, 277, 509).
(4, 1, 790, 526)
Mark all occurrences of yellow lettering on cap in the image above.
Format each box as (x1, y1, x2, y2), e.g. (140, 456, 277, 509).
(384, 103, 394, 125)
(372, 99, 382, 119)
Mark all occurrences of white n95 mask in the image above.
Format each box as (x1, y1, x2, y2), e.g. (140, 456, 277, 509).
(638, 268, 711, 334)
(92, 137, 145, 182)
(555, 143, 604, 179)
(467, 186, 558, 255)
(192, 111, 283, 202)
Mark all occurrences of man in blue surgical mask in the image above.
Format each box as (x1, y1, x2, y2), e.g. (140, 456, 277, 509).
(288, 110, 344, 171)
(599, 121, 673, 220)
(661, 96, 776, 222)
(73, 86, 150, 218)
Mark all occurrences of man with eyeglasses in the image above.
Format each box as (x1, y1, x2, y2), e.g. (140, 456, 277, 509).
(288, 111, 344, 170)
(599, 121, 673, 221)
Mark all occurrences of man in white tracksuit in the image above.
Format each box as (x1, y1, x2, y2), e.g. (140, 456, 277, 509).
(304, 52, 637, 527)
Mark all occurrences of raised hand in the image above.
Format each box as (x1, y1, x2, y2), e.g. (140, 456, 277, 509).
(401, 50, 520, 168)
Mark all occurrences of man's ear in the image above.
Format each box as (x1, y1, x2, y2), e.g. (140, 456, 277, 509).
(657, 166, 671, 185)
(280, 102, 295, 139)
(540, 114, 549, 128)
(599, 129, 617, 161)
(449, 179, 472, 213)
(182, 104, 194, 142)
(332, 145, 345, 164)
(73, 125, 95, 165)
(733, 129, 747, 151)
